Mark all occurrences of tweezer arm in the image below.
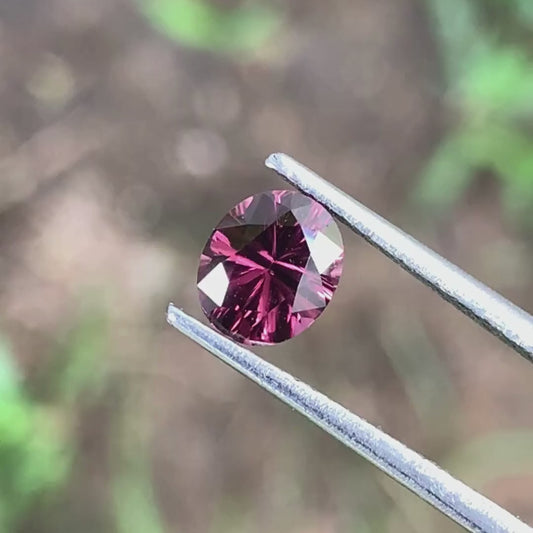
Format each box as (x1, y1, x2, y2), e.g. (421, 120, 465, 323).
(266, 153, 533, 362)
(167, 305, 531, 533)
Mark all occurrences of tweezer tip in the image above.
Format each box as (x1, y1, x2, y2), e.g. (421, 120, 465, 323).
(265, 152, 288, 171)
(166, 302, 182, 326)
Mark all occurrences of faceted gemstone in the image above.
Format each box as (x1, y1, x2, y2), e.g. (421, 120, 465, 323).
(197, 190, 344, 345)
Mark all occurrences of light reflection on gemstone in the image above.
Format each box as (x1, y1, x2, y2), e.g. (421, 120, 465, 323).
(196, 263, 229, 307)
(197, 190, 344, 345)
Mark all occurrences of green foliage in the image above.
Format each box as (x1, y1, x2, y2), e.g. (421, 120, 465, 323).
(112, 396, 165, 533)
(53, 302, 109, 405)
(0, 339, 70, 532)
(0, 297, 111, 532)
(459, 46, 533, 115)
(489, 0, 533, 28)
(112, 452, 165, 533)
(444, 429, 533, 485)
(137, 0, 282, 54)
(417, 0, 533, 225)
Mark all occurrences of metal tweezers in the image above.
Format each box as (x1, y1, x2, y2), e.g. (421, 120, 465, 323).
(167, 153, 533, 533)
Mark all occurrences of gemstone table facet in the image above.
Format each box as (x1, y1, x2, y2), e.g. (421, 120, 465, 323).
(197, 190, 344, 345)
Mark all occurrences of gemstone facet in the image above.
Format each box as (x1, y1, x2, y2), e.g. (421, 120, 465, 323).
(197, 190, 344, 345)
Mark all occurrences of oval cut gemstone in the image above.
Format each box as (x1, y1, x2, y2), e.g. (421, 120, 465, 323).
(197, 190, 344, 345)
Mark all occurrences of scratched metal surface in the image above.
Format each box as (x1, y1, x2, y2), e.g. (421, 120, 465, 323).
(265, 153, 533, 362)
(167, 305, 532, 533)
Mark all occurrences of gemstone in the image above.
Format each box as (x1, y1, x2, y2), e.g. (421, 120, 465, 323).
(197, 190, 344, 345)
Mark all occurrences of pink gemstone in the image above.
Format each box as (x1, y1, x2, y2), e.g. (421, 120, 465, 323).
(197, 190, 344, 345)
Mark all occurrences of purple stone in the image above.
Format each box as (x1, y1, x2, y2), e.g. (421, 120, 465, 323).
(197, 190, 344, 345)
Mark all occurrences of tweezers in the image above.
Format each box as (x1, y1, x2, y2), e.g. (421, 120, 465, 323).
(167, 153, 533, 532)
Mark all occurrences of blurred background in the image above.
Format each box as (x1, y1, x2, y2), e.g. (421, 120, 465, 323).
(0, 0, 532, 532)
